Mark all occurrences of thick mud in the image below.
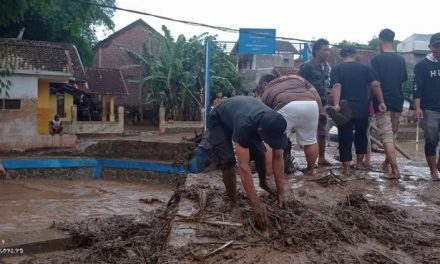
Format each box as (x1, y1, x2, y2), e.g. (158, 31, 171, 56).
(0, 179, 174, 240)
(12, 183, 440, 264)
(14, 210, 174, 264)
(3, 136, 440, 263)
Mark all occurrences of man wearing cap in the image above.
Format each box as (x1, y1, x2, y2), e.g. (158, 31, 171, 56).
(330, 46, 386, 176)
(413, 32, 440, 180)
(259, 73, 324, 175)
(371, 28, 408, 179)
(206, 96, 288, 231)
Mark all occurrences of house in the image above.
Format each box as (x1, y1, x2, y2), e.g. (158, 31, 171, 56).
(397, 34, 431, 66)
(92, 19, 160, 118)
(232, 40, 299, 92)
(63, 67, 129, 134)
(328, 46, 378, 66)
(0, 38, 87, 150)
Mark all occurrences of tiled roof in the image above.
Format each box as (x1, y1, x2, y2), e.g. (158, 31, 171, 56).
(0, 38, 86, 82)
(85, 67, 129, 96)
(276, 41, 299, 54)
(272, 66, 299, 76)
(94, 19, 159, 49)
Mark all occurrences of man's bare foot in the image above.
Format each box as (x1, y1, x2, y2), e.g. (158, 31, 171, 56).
(318, 159, 333, 167)
(259, 182, 276, 196)
(355, 164, 367, 171)
(341, 167, 352, 176)
(390, 165, 401, 178)
(381, 161, 391, 174)
(431, 174, 440, 181)
(303, 167, 315, 176)
(430, 169, 439, 178)
(363, 162, 372, 170)
(383, 172, 400, 180)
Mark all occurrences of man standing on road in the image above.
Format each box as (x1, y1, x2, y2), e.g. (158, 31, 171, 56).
(330, 46, 387, 176)
(371, 28, 408, 179)
(413, 32, 440, 180)
(206, 96, 289, 231)
(299, 38, 333, 166)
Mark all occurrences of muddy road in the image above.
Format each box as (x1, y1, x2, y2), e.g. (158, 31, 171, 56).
(2, 141, 440, 263)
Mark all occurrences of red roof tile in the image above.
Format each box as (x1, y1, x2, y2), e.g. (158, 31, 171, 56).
(0, 38, 86, 82)
(85, 67, 129, 96)
(272, 66, 299, 76)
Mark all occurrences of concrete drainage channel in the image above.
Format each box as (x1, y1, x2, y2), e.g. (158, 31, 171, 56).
(0, 140, 197, 263)
(0, 157, 186, 262)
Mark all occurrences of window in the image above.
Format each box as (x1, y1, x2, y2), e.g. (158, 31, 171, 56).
(0, 99, 21, 110)
(56, 95, 65, 116)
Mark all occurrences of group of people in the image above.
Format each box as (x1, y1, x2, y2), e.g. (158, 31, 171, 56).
(201, 29, 440, 231)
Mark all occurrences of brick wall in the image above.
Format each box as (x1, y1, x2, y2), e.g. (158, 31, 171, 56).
(93, 22, 159, 111)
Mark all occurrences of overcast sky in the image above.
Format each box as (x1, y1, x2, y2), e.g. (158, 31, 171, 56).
(98, 0, 439, 45)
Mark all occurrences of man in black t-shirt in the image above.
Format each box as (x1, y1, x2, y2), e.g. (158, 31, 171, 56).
(413, 32, 440, 180)
(330, 46, 386, 176)
(206, 96, 289, 231)
(371, 28, 408, 179)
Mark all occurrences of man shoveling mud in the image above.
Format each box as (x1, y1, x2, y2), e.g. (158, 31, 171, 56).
(204, 96, 288, 231)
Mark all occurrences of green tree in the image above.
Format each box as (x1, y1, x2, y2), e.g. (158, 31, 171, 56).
(210, 43, 241, 97)
(368, 36, 379, 50)
(0, 0, 115, 65)
(0, 44, 12, 97)
(337, 40, 369, 49)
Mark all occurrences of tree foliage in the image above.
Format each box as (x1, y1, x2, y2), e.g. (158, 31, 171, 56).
(126, 27, 242, 121)
(0, 45, 11, 97)
(0, 0, 116, 65)
(403, 63, 414, 99)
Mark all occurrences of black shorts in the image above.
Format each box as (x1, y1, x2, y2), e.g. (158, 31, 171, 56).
(207, 114, 265, 170)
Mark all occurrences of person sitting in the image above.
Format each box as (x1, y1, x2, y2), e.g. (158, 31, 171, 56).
(50, 114, 64, 135)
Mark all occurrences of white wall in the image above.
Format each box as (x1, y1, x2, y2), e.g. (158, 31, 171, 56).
(2, 75, 38, 99)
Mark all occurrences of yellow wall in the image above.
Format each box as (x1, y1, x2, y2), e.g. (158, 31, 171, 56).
(37, 80, 50, 134)
(64, 94, 73, 121)
(49, 93, 73, 122)
(49, 95, 56, 119)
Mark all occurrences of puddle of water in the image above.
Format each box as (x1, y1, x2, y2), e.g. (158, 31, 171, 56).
(0, 179, 175, 238)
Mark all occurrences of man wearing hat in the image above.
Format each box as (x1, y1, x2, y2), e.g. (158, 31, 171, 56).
(413, 32, 440, 180)
(206, 96, 288, 231)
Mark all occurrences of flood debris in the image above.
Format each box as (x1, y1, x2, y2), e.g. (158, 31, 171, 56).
(306, 168, 346, 187)
(12, 184, 440, 264)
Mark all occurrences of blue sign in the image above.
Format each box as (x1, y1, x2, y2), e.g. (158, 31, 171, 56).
(238, 28, 276, 54)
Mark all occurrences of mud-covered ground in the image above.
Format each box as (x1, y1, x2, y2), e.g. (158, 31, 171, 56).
(3, 138, 440, 264)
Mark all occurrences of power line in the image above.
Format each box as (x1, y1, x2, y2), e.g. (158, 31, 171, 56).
(70, 0, 314, 43)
